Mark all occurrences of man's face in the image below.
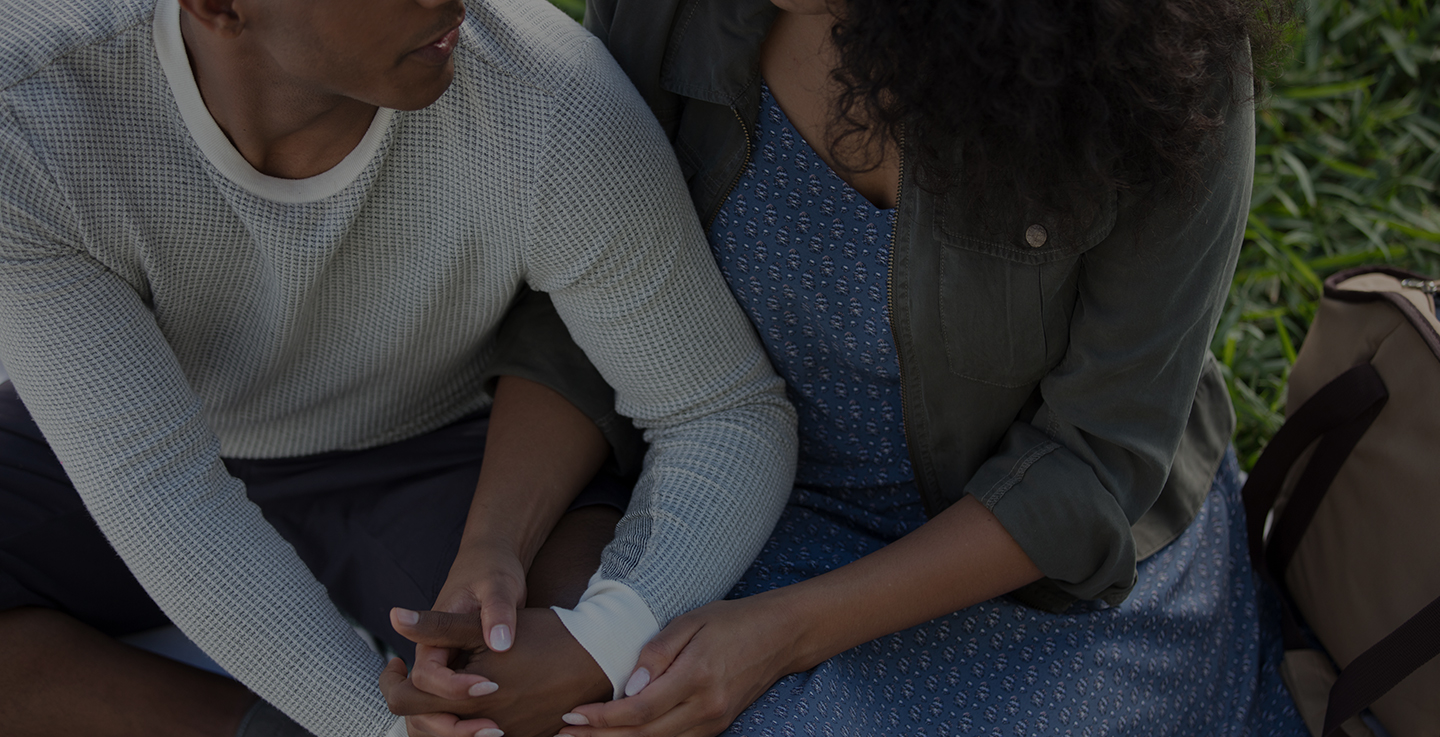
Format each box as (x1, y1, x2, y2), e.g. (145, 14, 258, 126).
(240, 0, 467, 111)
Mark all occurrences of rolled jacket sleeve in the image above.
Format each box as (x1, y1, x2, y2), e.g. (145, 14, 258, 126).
(965, 72, 1255, 605)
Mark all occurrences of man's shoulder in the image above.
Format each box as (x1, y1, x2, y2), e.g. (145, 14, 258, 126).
(455, 0, 615, 98)
(0, 0, 154, 91)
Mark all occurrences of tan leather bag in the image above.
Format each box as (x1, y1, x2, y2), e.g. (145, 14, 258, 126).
(1243, 266, 1440, 737)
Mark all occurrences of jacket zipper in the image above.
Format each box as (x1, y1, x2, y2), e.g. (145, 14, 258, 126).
(706, 106, 754, 232)
(888, 127, 925, 506)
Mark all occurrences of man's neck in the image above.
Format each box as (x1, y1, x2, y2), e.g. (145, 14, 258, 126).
(179, 12, 378, 180)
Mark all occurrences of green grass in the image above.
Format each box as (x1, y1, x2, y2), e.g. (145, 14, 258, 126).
(547, 0, 1438, 468)
(1221, 0, 1438, 467)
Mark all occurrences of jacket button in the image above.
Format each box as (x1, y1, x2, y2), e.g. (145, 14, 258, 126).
(1025, 224, 1048, 248)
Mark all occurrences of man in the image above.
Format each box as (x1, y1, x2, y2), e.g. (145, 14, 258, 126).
(0, 0, 797, 735)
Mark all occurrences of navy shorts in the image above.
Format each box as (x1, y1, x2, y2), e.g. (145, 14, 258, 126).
(0, 381, 631, 661)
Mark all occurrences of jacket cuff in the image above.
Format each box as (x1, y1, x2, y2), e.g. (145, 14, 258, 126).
(966, 422, 1137, 605)
(552, 577, 660, 699)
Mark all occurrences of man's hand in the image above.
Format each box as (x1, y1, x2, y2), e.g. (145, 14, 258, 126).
(382, 607, 612, 737)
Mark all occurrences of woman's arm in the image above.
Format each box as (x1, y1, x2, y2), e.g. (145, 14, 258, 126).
(556, 496, 1041, 737)
(400, 374, 611, 714)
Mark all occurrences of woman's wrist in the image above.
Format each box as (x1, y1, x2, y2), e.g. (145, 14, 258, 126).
(757, 584, 836, 677)
(457, 479, 571, 569)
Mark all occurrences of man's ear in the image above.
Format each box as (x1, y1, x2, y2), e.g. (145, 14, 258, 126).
(177, 0, 245, 38)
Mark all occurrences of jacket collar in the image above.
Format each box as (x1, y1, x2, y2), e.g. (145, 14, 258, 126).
(659, 0, 777, 106)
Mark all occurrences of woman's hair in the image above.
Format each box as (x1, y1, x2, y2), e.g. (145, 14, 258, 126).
(827, 0, 1289, 211)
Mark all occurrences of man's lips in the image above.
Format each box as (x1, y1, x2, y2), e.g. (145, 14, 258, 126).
(411, 23, 462, 65)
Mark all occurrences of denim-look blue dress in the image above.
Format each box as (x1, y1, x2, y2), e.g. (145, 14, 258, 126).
(706, 85, 1307, 736)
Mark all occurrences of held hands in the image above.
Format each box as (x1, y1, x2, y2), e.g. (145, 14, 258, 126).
(557, 595, 803, 737)
(413, 537, 532, 699)
(382, 607, 613, 737)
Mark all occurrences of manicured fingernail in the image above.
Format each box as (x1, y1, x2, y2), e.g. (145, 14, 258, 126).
(623, 667, 650, 697)
(394, 608, 418, 626)
(490, 624, 512, 651)
(468, 681, 499, 697)
(562, 713, 590, 725)
(475, 730, 504, 737)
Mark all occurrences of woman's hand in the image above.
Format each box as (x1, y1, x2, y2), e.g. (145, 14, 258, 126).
(382, 608, 613, 737)
(398, 538, 530, 709)
(556, 595, 804, 737)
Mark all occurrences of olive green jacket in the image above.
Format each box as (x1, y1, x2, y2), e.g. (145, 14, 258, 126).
(570, 0, 1252, 611)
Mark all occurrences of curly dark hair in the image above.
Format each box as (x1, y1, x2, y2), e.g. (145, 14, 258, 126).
(827, 0, 1290, 211)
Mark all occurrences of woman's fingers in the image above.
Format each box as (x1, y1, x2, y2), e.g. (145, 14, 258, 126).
(561, 617, 708, 729)
(407, 712, 505, 737)
(478, 592, 517, 653)
(384, 665, 500, 717)
(393, 608, 497, 698)
(557, 690, 732, 737)
(627, 613, 704, 694)
(565, 663, 690, 728)
(379, 658, 503, 737)
(411, 642, 495, 699)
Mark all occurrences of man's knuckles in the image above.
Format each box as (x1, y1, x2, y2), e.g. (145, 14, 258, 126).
(414, 611, 487, 646)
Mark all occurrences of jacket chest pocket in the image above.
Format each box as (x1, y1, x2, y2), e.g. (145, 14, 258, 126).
(932, 190, 1116, 388)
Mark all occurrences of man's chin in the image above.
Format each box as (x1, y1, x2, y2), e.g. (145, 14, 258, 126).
(376, 67, 456, 111)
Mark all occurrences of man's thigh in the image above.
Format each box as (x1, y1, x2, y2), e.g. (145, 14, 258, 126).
(0, 381, 170, 635)
(227, 416, 490, 662)
(1, 382, 482, 659)
(1, 383, 628, 663)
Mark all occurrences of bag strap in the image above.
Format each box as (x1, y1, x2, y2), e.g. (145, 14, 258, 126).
(1242, 362, 1389, 573)
(1263, 372, 1388, 580)
(1322, 595, 1440, 737)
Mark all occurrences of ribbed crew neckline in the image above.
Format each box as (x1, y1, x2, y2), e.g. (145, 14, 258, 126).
(152, 0, 394, 203)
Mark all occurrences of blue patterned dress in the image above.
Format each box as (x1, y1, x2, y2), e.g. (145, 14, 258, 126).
(706, 85, 1306, 736)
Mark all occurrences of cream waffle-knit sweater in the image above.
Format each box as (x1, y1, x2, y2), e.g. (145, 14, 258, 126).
(0, 0, 796, 734)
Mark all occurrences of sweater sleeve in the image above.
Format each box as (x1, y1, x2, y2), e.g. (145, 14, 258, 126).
(0, 103, 397, 737)
(523, 38, 798, 685)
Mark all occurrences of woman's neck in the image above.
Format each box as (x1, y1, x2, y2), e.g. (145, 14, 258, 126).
(758, 9, 900, 210)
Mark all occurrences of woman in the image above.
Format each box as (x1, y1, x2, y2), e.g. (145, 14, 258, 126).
(550, 0, 1307, 734)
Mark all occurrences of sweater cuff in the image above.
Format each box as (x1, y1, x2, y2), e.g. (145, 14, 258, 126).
(552, 577, 660, 699)
(385, 716, 408, 737)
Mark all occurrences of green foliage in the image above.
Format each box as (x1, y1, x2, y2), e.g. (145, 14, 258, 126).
(548, 0, 585, 22)
(1220, 0, 1439, 468)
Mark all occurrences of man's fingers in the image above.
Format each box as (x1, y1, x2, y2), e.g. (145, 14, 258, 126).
(379, 657, 409, 701)
(478, 595, 518, 653)
(411, 643, 494, 700)
(392, 607, 490, 649)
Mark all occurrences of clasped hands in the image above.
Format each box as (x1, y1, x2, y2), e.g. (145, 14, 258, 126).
(378, 538, 803, 737)
(378, 534, 612, 737)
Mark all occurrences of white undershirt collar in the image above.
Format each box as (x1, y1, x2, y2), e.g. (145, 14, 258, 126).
(152, 0, 395, 203)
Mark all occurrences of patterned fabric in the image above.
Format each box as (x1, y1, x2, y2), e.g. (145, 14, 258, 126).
(726, 452, 1306, 736)
(710, 85, 910, 489)
(711, 85, 1306, 734)
(0, 1, 795, 733)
